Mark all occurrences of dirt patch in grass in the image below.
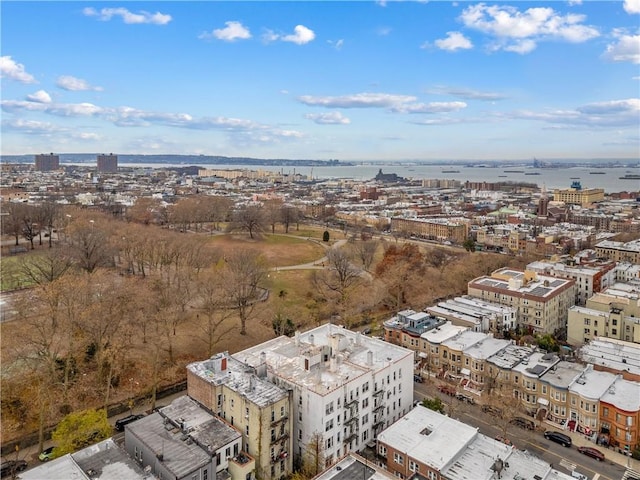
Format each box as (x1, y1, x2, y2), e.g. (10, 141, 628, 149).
(210, 233, 326, 267)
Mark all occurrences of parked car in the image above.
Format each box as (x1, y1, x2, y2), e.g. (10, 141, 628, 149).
(482, 405, 503, 416)
(1, 460, 27, 478)
(115, 414, 144, 432)
(38, 446, 56, 462)
(455, 393, 476, 405)
(509, 417, 535, 431)
(437, 385, 456, 396)
(413, 374, 424, 383)
(577, 446, 605, 461)
(544, 430, 572, 447)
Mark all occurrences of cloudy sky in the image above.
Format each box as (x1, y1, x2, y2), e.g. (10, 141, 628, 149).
(1, 1, 639, 161)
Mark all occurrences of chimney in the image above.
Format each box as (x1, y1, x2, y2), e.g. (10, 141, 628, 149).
(309, 334, 315, 345)
(367, 350, 374, 366)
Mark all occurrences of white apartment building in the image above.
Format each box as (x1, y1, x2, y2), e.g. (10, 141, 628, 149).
(234, 324, 415, 468)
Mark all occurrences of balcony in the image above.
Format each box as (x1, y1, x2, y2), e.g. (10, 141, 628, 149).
(373, 389, 384, 398)
(271, 414, 289, 427)
(373, 404, 384, 414)
(345, 416, 358, 426)
(343, 433, 357, 444)
(345, 398, 358, 409)
(373, 420, 385, 430)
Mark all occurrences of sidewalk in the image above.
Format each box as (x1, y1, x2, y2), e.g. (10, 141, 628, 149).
(544, 419, 637, 470)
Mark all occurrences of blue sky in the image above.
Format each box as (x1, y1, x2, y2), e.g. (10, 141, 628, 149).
(1, 1, 639, 161)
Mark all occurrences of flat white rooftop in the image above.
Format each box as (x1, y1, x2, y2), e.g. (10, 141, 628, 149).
(234, 324, 414, 395)
(377, 406, 477, 471)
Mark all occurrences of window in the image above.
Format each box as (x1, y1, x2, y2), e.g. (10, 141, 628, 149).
(612, 329, 617, 335)
(362, 414, 368, 425)
(603, 407, 609, 417)
(226, 447, 231, 458)
(325, 419, 334, 431)
(393, 452, 404, 465)
(326, 437, 334, 449)
(379, 445, 387, 456)
(204, 470, 208, 480)
(326, 402, 334, 415)
(245, 425, 249, 435)
(281, 406, 285, 417)
(409, 460, 418, 472)
(362, 398, 369, 408)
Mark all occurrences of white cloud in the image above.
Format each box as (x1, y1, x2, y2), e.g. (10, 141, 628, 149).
(200, 21, 252, 42)
(82, 7, 171, 25)
(0, 56, 36, 83)
(282, 25, 316, 45)
(261, 29, 280, 44)
(377, 26, 392, 36)
(429, 86, 507, 101)
(26, 90, 52, 104)
(305, 112, 351, 124)
(435, 32, 473, 51)
(602, 33, 640, 64)
(459, 4, 599, 53)
(391, 101, 467, 114)
(503, 98, 640, 128)
(567, 0, 582, 5)
(624, 0, 640, 14)
(1, 97, 303, 146)
(328, 39, 344, 50)
(298, 92, 417, 109)
(2, 118, 62, 134)
(503, 39, 537, 54)
(56, 75, 103, 91)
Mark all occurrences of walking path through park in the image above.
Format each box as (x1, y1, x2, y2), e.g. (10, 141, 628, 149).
(274, 238, 347, 271)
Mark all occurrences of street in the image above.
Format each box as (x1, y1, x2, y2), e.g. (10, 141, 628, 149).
(413, 380, 628, 480)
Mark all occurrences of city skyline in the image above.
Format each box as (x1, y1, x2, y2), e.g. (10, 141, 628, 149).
(1, 1, 639, 161)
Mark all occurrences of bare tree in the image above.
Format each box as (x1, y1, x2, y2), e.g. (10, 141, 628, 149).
(196, 269, 235, 356)
(351, 239, 379, 270)
(222, 248, 268, 335)
(227, 204, 266, 239)
(280, 204, 299, 234)
(264, 199, 284, 234)
(126, 197, 163, 225)
(39, 201, 60, 248)
(19, 247, 73, 285)
(67, 219, 113, 273)
(1, 202, 27, 246)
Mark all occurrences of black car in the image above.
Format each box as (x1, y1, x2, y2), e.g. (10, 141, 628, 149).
(509, 417, 535, 430)
(413, 374, 424, 383)
(544, 430, 572, 447)
(115, 414, 144, 432)
(482, 405, 502, 416)
(1, 460, 27, 478)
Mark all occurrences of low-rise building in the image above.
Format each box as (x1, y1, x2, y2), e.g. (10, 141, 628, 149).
(579, 337, 640, 382)
(376, 405, 572, 480)
(125, 396, 249, 480)
(426, 295, 517, 333)
(526, 259, 616, 306)
(187, 352, 292, 480)
(20, 438, 153, 480)
(599, 376, 640, 454)
(383, 310, 444, 349)
(467, 268, 576, 335)
(595, 239, 640, 264)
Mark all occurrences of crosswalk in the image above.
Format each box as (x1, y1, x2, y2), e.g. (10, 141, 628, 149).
(559, 458, 577, 471)
(622, 467, 640, 480)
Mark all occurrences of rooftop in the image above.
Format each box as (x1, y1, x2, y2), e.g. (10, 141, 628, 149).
(20, 439, 153, 480)
(377, 406, 478, 471)
(540, 361, 586, 389)
(187, 353, 289, 408)
(486, 343, 535, 370)
(234, 324, 414, 395)
(569, 366, 617, 401)
(580, 337, 640, 377)
(313, 454, 393, 480)
(420, 322, 468, 345)
(600, 376, 640, 412)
